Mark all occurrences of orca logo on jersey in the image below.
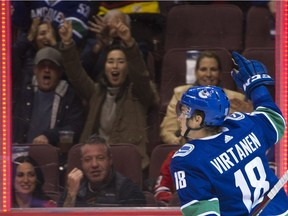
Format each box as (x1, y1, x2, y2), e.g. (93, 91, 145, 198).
(226, 112, 245, 121)
(198, 89, 212, 99)
(173, 144, 195, 158)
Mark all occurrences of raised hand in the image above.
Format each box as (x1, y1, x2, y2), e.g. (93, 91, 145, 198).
(58, 16, 73, 45)
(114, 21, 134, 47)
(231, 52, 274, 99)
(88, 15, 110, 46)
(27, 17, 41, 42)
(67, 168, 83, 197)
(64, 167, 83, 207)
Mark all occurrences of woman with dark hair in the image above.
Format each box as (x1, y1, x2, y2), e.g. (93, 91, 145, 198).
(58, 17, 159, 171)
(12, 156, 56, 207)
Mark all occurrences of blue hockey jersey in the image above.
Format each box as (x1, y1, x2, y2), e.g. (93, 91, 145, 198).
(171, 106, 288, 216)
(12, 0, 91, 44)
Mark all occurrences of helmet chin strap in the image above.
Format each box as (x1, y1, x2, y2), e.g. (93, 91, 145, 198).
(183, 118, 204, 139)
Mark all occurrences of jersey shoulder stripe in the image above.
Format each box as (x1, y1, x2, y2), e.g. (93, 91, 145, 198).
(181, 198, 220, 216)
(253, 106, 286, 142)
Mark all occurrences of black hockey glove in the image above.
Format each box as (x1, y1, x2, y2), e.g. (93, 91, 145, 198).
(231, 52, 274, 99)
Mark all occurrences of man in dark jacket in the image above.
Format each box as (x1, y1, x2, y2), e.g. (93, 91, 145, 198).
(58, 134, 146, 207)
(12, 47, 84, 146)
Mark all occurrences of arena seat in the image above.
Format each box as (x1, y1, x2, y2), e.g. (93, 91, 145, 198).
(245, 6, 275, 49)
(164, 4, 244, 52)
(148, 144, 180, 180)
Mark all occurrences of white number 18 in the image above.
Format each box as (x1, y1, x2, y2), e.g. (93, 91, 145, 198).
(174, 170, 187, 190)
(235, 157, 270, 210)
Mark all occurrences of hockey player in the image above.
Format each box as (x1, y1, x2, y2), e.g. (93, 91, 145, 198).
(170, 52, 288, 215)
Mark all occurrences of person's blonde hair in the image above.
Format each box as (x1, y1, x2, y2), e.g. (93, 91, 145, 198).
(195, 51, 222, 72)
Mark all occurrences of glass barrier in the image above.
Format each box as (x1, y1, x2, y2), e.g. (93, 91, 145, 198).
(1, 0, 287, 214)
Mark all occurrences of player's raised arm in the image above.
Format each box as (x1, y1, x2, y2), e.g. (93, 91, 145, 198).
(231, 51, 286, 142)
(231, 52, 274, 107)
(170, 52, 287, 216)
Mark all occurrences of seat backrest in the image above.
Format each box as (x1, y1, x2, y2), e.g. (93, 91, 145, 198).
(110, 143, 143, 188)
(12, 144, 60, 193)
(160, 47, 235, 112)
(242, 47, 275, 100)
(67, 143, 143, 188)
(164, 4, 244, 52)
(245, 6, 275, 49)
(66, 143, 82, 172)
(148, 144, 180, 180)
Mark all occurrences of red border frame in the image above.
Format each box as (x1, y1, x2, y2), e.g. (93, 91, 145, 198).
(1, 0, 287, 214)
(1, 0, 12, 213)
(275, 0, 288, 193)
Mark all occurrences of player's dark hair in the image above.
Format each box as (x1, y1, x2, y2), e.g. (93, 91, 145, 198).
(192, 110, 222, 134)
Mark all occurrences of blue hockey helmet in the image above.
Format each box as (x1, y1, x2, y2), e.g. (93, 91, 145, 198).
(178, 86, 230, 126)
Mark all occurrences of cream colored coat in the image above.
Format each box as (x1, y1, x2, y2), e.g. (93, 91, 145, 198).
(160, 85, 252, 144)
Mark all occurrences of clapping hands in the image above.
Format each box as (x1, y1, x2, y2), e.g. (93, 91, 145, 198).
(88, 15, 134, 48)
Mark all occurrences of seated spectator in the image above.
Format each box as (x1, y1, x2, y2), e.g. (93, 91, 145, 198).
(82, 9, 150, 81)
(58, 134, 146, 207)
(160, 51, 253, 145)
(12, 46, 84, 148)
(12, 155, 56, 207)
(58, 17, 159, 170)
